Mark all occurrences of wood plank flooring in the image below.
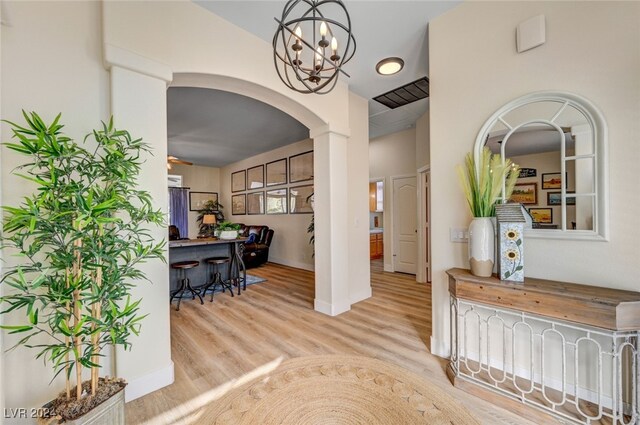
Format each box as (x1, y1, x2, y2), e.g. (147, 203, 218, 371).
(126, 260, 546, 425)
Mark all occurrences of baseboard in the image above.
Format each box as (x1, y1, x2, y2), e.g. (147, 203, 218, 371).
(430, 336, 449, 358)
(350, 286, 372, 304)
(124, 361, 174, 402)
(314, 298, 351, 316)
(268, 256, 314, 272)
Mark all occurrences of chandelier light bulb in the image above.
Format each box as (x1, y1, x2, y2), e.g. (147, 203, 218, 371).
(320, 21, 327, 37)
(315, 47, 323, 65)
(294, 26, 302, 40)
(330, 37, 340, 61)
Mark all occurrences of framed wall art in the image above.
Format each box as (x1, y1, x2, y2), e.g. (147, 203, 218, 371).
(247, 165, 264, 189)
(541, 172, 567, 190)
(189, 192, 219, 211)
(266, 189, 288, 214)
(231, 170, 247, 193)
(510, 183, 537, 205)
(529, 207, 553, 224)
(266, 158, 287, 187)
(289, 150, 314, 183)
(247, 191, 265, 215)
(547, 191, 576, 206)
(289, 185, 314, 214)
(231, 194, 246, 215)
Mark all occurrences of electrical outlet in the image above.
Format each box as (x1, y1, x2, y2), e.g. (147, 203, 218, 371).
(450, 227, 469, 243)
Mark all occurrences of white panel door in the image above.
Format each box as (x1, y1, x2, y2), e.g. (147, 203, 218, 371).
(393, 176, 417, 274)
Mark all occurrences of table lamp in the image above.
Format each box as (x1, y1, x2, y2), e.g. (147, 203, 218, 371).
(203, 214, 217, 238)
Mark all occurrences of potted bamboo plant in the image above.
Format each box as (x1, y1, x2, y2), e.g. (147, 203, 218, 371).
(0, 112, 165, 424)
(456, 147, 519, 277)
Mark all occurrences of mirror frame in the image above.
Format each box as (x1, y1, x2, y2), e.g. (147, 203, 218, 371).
(474, 91, 609, 241)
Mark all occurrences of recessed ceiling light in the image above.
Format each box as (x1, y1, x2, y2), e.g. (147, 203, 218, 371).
(376, 57, 404, 75)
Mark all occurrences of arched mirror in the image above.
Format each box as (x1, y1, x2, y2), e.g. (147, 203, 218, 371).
(474, 91, 608, 240)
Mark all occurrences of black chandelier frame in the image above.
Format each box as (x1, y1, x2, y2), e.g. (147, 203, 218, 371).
(273, 0, 356, 95)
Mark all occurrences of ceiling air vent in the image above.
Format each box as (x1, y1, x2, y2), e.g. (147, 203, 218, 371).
(372, 77, 429, 109)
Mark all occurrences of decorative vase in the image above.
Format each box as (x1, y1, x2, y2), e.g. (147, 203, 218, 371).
(468, 217, 495, 277)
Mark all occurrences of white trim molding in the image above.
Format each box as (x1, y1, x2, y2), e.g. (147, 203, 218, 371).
(124, 361, 175, 402)
(103, 43, 173, 83)
(350, 287, 372, 305)
(314, 298, 351, 317)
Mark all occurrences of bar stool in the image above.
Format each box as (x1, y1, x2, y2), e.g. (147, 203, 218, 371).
(170, 260, 203, 311)
(201, 257, 233, 301)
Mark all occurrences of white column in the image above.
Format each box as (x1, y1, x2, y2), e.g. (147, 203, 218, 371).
(312, 126, 351, 316)
(105, 45, 174, 401)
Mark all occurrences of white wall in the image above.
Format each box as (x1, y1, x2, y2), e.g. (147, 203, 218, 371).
(220, 139, 315, 271)
(429, 1, 640, 357)
(1, 2, 111, 418)
(369, 128, 417, 270)
(416, 110, 430, 169)
(171, 164, 221, 239)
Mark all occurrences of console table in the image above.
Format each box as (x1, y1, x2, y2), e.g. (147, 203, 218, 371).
(446, 268, 640, 425)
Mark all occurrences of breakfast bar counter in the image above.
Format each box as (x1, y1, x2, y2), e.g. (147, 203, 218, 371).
(169, 237, 247, 293)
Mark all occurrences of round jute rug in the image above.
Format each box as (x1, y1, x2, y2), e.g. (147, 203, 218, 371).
(200, 355, 480, 425)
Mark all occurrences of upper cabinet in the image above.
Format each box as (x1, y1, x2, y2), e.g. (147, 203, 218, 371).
(369, 181, 384, 212)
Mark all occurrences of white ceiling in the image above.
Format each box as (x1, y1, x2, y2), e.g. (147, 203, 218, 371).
(168, 87, 309, 167)
(194, 0, 460, 138)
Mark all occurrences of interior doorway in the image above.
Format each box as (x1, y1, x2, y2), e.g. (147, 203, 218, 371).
(369, 178, 384, 262)
(418, 167, 431, 283)
(392, 175, 417, 274)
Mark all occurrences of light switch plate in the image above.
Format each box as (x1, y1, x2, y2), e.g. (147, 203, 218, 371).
(517, 15, 545, 53)
(450, 228, 469, 243)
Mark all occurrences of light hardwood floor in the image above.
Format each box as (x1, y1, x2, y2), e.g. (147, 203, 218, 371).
(126, 260, 544, 425)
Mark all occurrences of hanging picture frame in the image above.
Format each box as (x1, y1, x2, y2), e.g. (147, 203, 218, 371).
(266, 158, 287, 187)
(231, 170, 247, 193)
(231, 194, 246, 215)
(247, 165, 265, 189)
(266, 189, 288, 214)
(289, 150, 314, 183)
(189, 192, 219, 211)
(510, 183, 537, 205)
(247, 191, 265, 215)
(529, 207, 553, 224)
(289, 185, 314, 214)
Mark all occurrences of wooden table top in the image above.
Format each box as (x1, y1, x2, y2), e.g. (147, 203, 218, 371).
(447, 268, 640, 331)
(169, 237, 248, 248)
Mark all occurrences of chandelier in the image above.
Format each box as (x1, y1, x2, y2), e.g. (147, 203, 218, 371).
(273, 0, 356, 95)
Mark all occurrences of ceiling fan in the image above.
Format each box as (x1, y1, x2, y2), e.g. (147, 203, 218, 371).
(167, 155, 193, 170)
(167, 155, 192, 170)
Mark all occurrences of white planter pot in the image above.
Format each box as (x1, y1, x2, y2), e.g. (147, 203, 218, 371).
(40, 389, 125, 425)
(468, 217, 495, 277)
(219, 230, 238, 240)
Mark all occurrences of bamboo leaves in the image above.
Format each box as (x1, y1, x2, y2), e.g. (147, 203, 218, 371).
(0, 111, 166, 400)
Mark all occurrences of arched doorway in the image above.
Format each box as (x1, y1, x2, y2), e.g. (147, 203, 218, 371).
(106, 47, 356, 400)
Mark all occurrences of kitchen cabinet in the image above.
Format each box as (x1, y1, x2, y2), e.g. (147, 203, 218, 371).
(369, 181, 383, 212)
(370, 232, 383, 259)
